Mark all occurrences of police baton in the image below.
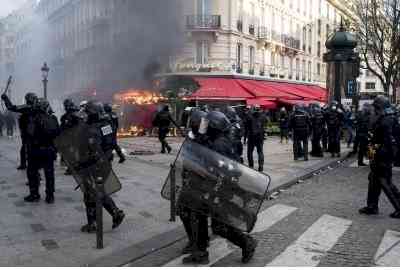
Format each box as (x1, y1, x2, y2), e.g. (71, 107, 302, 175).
(95, 177, 104, 249)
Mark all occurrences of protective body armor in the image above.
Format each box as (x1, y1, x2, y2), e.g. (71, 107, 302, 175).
(292, 112, 309, 133)
(311, 111, 324, 136)
(355, 111, 370, 137)
(326, 110, 342, 128)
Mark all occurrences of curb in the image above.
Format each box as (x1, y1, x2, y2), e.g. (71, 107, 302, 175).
(87, 154, 354, 267)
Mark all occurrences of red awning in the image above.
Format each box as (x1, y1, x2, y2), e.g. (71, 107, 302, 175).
(246, 98, 277, 109)
(278, 99, 323, 106)
(190, 78, 254, 100)
(236, 80, 300, 100)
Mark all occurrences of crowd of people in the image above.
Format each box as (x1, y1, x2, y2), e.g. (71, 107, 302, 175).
(0, 91, 399, 265)
(0, 110, 16, 138)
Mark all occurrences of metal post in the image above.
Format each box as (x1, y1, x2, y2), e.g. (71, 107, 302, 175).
(169, 164, 176, 222)
(334, 62, 342, 104)
(43, 79, 48, 100)
(95, 177, 104, 249)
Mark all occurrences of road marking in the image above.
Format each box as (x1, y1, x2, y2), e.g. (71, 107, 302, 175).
(374, 230, 400, 267)
(252, 204, 297, 233)
(163, 204, 297, 267)
(266, 214, 352, 267)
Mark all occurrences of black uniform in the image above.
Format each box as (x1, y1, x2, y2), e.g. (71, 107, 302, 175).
(226, 107, 244, 163)
(80, 102, 125, 233)
(279, 110, 289, 143)
(104, 108, 125, 163)
(353, 109, 370, 166)
(392, 110, 400, 167)
(245, 109, 267, 171)
(325, 107, 344, 157)
(310, 108, 325, 157)
(289, 107, 310, 161)
(360, 96, 400, 219)
(153, 106, 177, 154)
(28, 103, 60, 203)
(18, 114, 30, 169)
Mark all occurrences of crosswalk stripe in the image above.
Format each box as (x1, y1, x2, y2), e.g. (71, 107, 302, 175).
(374, 230, 400, 267)
(162, 204, 297, 267)
(266, 214, 352, 267)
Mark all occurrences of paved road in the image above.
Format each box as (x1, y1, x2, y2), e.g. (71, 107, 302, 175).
(0, 134, 354, 266)
(127, 160, 400, 267)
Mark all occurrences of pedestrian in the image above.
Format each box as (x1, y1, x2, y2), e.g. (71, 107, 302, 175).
(279, 107, 289, 144)
(244, 105, 267, 172)
(325, 101, 344, 158)
(352, 103, 371, 166)
(5, 111, 15, 138)
(310, 103, 324, 157)
(152, 105, 180, 154)
(289, 104, 310, 161)
(79, 101, 125, 233)
(359, 96, 399, 219)
(103, 103, 126, 163)
(60, 99, 82, 175)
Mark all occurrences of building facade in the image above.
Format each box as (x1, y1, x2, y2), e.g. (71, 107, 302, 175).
(172, 0, 352, 88)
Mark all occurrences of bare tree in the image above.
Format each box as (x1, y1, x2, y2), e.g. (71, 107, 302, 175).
(351, 0, 400, 102)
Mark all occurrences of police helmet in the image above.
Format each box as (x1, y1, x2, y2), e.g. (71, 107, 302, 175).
(206, 111, 231, 134)
(80, 100, 88, 109)
(294, 103, 304, 112)
(85, 101, 105, 117)
(63, 99, 77, 112)
(225, 106, 240, 123)
(372, 95, 391, 114)
(36, 98, 50, 113)
(25, 92, 38, 106)
(189, 109, 207, 134)
(104, 103, 113, 113)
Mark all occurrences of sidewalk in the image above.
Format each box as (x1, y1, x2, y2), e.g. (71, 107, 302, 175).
(0, 135, 349, 266)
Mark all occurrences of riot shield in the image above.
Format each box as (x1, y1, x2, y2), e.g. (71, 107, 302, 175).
(54, 123, 122, 195)
(161, 139, 271, 233)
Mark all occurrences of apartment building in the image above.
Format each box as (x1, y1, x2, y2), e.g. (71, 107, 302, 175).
(171, 0, 352, 88)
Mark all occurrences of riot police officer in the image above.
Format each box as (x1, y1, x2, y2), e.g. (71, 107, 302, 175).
(225, 106, 244, 163)
(28, 98, 60, 203)
(104, 103, 126, 163)
(359, 96, 399, 219)
(279, 107, 289, 144)
(289, 104, 310, 161)
(60, 99, 81, 175)
(353, 103, 371, 166)
(179, 109, 210, 264)
(152, 105, 179, 154)
(80, 101, 125, 233)
(325, 101, 344, 157)
(1, 92, 42, 200)
(244, 105, 267, 172)
(310, 103, 325, 157)
(186, 111, 257, 265)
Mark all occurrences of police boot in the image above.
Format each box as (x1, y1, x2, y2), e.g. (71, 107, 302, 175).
(359, 206, 379, 215)
(118, 156, 126, 164)
(182, 241, 196, 255)
(258, 165, 264, 172)
(112, 210, 125, 229)
(81, 223, 97, 233)
(182, 250, 209, 265)
(24, 194, 40, 203)
(17, 165, 26, 170)
(45, 193, 55, 204)
(390, 211, 400, 219)
(242, 236, 258, 263)
(82, 206, 97, 233)
(167, 145, 172, 154)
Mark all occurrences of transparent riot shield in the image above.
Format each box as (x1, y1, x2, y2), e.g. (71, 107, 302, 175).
(54, 123, 122, 195)
(161, 139, 271, 233)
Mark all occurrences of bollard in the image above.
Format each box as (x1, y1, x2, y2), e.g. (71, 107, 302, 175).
(95, 177, 104, 249)
(169, 164, 176, 222)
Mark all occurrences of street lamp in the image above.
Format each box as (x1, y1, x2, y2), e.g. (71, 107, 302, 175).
(41, 62, 50, 99)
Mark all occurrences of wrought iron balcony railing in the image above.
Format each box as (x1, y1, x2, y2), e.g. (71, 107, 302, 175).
(186, 15, 221, 30)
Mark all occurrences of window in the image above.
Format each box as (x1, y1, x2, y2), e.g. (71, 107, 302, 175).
(236, 43, 243, 71)
(317, 19, 321, 36)
(302, 27, 307, 50)
(326, 3, 330, 19)
(281, 55, 285, 69)
(289, 57, 294, 78)
(308, 61, 311, 81)
(271, 52, 276, 67)
(296, 58, 300, 80)
(326, 24, 330, 38)
(317, 63, 321, 75)
(249, 46, 255, 73)
(366, 82, 376, 90)
(261, 50, 266, 74)
(302, 59, 306, 80)
(317, 41, 321, 57)
(197, 0, 212, 15)
(196, 41, 209, 64)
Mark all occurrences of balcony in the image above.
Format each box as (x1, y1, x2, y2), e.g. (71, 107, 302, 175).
(271, 30, 281, 43)
(258, 26, 268, 40)
(281, 34, 301, 51)
(186, 15, 221, 30)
